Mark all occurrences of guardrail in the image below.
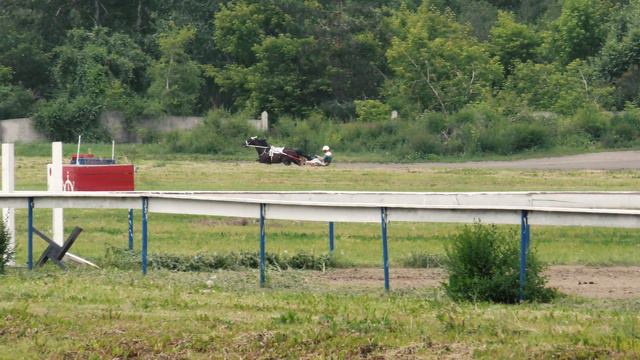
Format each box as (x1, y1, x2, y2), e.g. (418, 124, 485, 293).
(4, 191, 640, 300)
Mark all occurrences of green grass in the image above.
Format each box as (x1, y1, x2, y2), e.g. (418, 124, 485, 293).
(2, 151, 640, 358)
(8, 156, 640, 267)
(1, 269, 639, 358)
(14, 141, 640, 163)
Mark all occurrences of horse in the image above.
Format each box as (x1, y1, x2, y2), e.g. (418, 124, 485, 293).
(243, 137, 311, 166)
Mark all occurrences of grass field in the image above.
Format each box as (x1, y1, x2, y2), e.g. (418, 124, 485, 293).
(1, 148, 640, 358)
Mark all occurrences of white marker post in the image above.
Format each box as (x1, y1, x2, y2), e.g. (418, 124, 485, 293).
(51, 142, 64, 245)
(2, 143, 15, 265)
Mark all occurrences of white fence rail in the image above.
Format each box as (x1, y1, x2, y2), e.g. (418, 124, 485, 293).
(4, 190, 640, 297)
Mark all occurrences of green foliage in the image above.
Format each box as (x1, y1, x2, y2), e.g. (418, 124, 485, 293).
(566, 105, 611, 141)
(34, 95, 107, 142)
(603, 105, 640, 147)
(500, 61, 612, 115)
(0, 217, 11, 274)
(444, 223, 556, 303)
(0, 66, 35, 119)
(550, 0, 610, 64)
(386, 3, 502, 114)
(489, 11, 541, 73)
(354, 100, 391, 122)
(102, 246, 336, 272)
(594, 0, 640, 107)
(162, 109, 252, 153)
(3, 0, 640, 156)
(34, 28, 149, 141)
(147, 25, 203, 116)
(400, 252, 445, 268)
(247, 35, 331, 116)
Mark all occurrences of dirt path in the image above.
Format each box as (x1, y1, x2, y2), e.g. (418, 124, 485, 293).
(316, 266, 640, 299)
(335, 151, 640, 170)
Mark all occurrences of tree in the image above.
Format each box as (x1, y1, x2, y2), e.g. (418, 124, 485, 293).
(213, 1, 293, 66)
(147, 25, 203, 115)
(0, 66, 35, 119)
(594, 0, 640, 107)
(35, 28, 149, 141)
(499, 60, 613, 115)
(246, 35, 331, 116)
(551, 0, 610, 64)
(489, 11, 541, 74)
(386, 3, 502, 114)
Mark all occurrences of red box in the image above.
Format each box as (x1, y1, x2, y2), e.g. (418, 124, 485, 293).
(62, 165, 135, 191)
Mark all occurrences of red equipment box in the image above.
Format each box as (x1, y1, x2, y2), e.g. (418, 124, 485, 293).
(62, 164, 135, 191)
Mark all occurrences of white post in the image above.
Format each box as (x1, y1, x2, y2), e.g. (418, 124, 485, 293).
(51, 142, 64, 246)
(261, 111, 268, 131)
(2, 143, 15, 266)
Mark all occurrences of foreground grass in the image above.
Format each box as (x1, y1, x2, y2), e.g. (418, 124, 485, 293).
(1, 269, 639, 359)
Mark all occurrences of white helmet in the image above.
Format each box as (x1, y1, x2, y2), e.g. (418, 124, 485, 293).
(322, 145, 330, 151)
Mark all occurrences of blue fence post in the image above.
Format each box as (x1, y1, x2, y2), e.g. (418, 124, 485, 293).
(141, 198, 148, 275)
(329, 222, 335, 253)
(259, 204, 266, 287)
(519, 210, 530, 302)
(381, 207, 390, 291)
(27, 197, 34, 270)
(128, 209, 134, 251)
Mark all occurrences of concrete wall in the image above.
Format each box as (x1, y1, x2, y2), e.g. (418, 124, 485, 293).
(0, 118, 46, 143)
(99, 112, 204, 142)
(2, 110, 265, 143)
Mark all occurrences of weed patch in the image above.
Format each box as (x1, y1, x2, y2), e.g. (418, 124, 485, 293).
(102, 246, 337, 272)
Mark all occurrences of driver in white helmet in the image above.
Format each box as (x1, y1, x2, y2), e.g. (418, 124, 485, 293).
(306, 145, 333, 166)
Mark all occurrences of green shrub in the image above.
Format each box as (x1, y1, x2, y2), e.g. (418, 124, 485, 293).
(34, 95, 108, 142)
(570, 106, 611, 141)
(603, 107, 640, 147)
(354, 99, 391, 122)
(0, 218, 12, 273)
(444, 223, 556, 303)
(101, 246, 336, 272)
(0, 85, 34, 119)
(163, 109, 252, 154)
(400, 252, 445, 268)
(507, 121, 552, 152)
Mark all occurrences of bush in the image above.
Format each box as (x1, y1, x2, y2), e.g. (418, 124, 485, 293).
(603, 107, 640, 147)
(400, 252, 445, 268)
(506, 121, 552, 152)
(0, 218, 13, 273)
(569, 106, 611, 141)
(163, 109, 252, 154)
(444, 223, 556, 303)
(0, 84, 34, 119)
(34, 95, 108, 142)
(101, 246, 336, 272)
(354, 99, 391, 122)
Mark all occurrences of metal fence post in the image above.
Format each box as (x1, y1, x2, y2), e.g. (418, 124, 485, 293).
(329, 222, 335, 253)
(381, 207, 390, 291)
(128, 209, 134, 251)
(519, 210, 530, 302)
(141, 198, 148, 275)
(27, 197, 34, 270)
(259, 203, 266, 287)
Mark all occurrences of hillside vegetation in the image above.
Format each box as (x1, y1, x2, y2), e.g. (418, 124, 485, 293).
(2, 0, 640, 159)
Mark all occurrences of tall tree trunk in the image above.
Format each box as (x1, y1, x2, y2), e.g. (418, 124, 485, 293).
(137, 0, 143, 32)
(94, 0, 100, 26)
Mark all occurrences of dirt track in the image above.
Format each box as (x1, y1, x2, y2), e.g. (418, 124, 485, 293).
(336, 150, 640, 170)
(317, 266, 640, 299)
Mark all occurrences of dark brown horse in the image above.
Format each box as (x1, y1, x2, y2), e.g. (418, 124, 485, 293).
(244, 137, 310, 166)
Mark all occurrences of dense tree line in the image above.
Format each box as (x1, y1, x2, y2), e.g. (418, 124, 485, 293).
(1, 0, 639, 157)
